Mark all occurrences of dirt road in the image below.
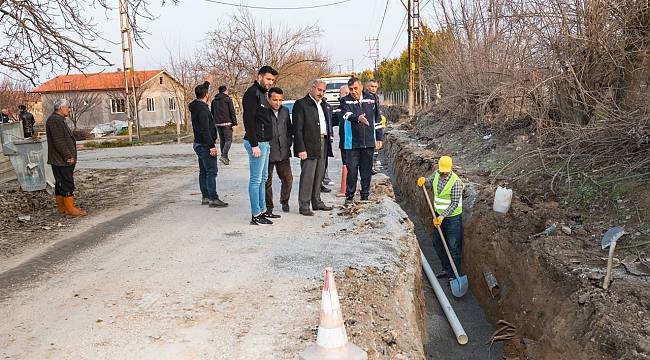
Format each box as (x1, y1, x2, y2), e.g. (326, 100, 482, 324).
(0, 144, 424, 359)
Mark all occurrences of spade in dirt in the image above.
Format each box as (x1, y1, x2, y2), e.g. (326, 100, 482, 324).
(420, 184, 469, 298)
(602, 226, 625, 290)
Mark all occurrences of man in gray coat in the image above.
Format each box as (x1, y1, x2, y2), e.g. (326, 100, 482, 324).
(265, 87, 293, 216)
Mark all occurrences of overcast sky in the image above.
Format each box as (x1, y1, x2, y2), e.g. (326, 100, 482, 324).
(75, 0, 437, 80)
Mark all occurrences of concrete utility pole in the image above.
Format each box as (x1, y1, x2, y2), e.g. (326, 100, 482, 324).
(413, 0, 421, 109)
(407, 0, 414, 116)
(366, 37, 380, 77)
(346, 58, 355, 73)
(118, 0, 140, 142)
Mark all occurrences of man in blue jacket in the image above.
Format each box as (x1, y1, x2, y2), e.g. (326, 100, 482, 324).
(339, 77, 383, 204)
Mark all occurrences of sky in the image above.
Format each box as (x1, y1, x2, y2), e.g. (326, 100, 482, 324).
(72, 0, 437, 80)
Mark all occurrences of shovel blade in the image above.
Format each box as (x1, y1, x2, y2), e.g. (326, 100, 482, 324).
(450, 275, 469, 298)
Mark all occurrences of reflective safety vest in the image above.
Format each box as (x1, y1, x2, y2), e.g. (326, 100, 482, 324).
(432, 171, 464, 217)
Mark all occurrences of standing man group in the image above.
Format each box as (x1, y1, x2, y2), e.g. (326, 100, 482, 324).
(339, 77, 383, 204)
(211, 85, 238, 165)
(292, 80, 334, 216)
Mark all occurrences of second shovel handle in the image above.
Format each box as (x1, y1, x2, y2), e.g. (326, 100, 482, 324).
(603, 241, 617, 290)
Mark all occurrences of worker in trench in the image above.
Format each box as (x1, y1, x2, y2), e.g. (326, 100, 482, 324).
(417, 156, 465, 283)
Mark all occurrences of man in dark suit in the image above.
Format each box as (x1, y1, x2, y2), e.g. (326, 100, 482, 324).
(211, 85, 238, 165)
(292, 79, 334, 216)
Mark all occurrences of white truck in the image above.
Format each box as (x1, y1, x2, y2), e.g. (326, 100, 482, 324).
(319, 74, 354, 109)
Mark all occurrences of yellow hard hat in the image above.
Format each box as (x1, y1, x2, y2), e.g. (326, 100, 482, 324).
(439, 156, 453, 173)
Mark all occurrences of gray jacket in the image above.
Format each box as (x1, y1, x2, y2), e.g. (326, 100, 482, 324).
(269, 106, 293, 163)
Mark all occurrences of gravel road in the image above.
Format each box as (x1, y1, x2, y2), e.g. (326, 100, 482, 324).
(0, 144, 421, 359)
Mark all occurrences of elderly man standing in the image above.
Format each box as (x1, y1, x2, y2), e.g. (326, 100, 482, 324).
(292, 79, 334, 216)
(46, 99, 86, 217)
(1, 108, 11, 123)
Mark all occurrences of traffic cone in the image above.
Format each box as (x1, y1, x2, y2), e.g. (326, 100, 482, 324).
(336, 166, 348, 198)
(300, 268, 367, 360)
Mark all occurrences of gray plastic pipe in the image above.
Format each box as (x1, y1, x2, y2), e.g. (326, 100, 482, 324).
(420, 250, 469, 345)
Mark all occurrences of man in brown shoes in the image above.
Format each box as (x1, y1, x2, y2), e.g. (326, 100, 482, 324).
(46, 99, 87, 217)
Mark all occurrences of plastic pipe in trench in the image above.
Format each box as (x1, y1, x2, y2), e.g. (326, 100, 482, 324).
(420, 249, 469, 345)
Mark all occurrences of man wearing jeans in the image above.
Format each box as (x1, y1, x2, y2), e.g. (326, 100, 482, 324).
(418, 156, 465, 281)
(211, 85, 237, 165)
(243, 66, 278, 225)
(190, 81, 228, 208)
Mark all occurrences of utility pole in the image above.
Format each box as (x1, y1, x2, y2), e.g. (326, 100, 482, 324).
(337, 64, 343, 73)
(346, 58, 355, 74)
(118, 0, 140, 142)
(407, 0, 415, 116)
(413, 0, 421, 109)
(365, 37, 380, 77)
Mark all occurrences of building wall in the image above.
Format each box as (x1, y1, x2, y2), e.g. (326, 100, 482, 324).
(40, 73, 185, 130)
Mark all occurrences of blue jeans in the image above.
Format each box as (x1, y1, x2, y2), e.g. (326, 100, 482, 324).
(194, 144, 219, 200)
(432, 214, 463, 277)
(243, 140, 270, 216)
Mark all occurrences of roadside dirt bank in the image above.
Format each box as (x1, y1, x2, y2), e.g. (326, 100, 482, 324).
(383, 126, 649, 359)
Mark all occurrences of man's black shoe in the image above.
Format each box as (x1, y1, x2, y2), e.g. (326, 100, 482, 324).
(220, 156, 230, 165)
(320, 185, 332, 193)
(262, 211, 281, 219)
(371, 168, 379, 175)
(359, 195, 371, 203)
(209, 198, 228, 208)
(435, 271, 449, 279)
(314, 204, 333, 211)
(282, 203, 290, 213)
(299, 209, 314, 216)
(344, 197, 354, 205)
(201, 197, 209, 205)
(253, 215, 273, 225)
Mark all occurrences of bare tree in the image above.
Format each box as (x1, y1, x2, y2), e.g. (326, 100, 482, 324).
(163, 48, 204, 132)
(64, 91, 104, 129)
(0, 0, 158, 83)
(202, 9, 330, 101)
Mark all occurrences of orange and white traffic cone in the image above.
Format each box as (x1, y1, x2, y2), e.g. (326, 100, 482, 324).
(300, 268, 367, 360)
(336, 166, 348, 198)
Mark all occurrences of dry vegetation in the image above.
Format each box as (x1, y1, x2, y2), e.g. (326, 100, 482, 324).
(425, 0, 650, 186)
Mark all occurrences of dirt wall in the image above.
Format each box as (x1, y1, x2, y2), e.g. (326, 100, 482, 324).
(383, 127, 649, 359)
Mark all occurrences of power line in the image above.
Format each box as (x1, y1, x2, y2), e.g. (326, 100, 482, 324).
(203, 0, 354, 10)
(376, 0, 390, 37)
(386, 13, 407, 58)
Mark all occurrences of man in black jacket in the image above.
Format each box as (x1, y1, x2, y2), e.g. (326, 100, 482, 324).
(265, 87, 293, 216)
(339, 77, 383, 204)
(292, 79, 334, 216)
(211, 85, 237, 165)
(242, 65, 278, 225)
(0, 108, 10, 123)
(19, 105, 36, 137)
(190, 81, 228, 208)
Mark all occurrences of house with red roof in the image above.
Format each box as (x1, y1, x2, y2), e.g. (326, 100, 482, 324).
(32, 70, 185, 129)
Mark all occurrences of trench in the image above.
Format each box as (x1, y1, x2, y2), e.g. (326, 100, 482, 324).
(380, 152, 504, 360)
(380, 121, 624, 360)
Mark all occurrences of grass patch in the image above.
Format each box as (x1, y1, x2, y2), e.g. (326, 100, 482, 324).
(83, 140, 142, 149)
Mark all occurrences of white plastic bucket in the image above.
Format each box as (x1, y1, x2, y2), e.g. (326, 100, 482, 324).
(493, 186, 513, 214)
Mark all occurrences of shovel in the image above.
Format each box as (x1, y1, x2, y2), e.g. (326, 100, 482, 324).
(420, 184, 469, 298)
(602, 226, 625, 290)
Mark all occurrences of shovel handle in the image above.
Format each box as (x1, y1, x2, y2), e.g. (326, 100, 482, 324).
(603, 241, 617, 290)
(420, 185, 461, 278)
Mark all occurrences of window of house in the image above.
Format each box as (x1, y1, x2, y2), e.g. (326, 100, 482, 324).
(146, 97, 155, 112)
(169, 98, 177, 111)
(159, 77, 163, 85)
(110, 98, 125, 113)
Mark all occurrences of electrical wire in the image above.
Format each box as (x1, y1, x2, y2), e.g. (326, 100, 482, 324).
(203, 0, 354, 10)
(376, 0, 390, 37)
(385, 13, 407, 58)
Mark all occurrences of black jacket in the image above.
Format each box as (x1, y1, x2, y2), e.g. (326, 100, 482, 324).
(46, 113, 77, 167)
(242, 81, 273, 147)
(269, 106, 293, 163)
(189, 100, 217, 148)
(292, 94, 334, 160)
(211, 93, 237, 126)
(332, 97, 346, 150)
(19, 110, 35, 135)
(339, 93, 383, 149)
(0, 114, 10, 123)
